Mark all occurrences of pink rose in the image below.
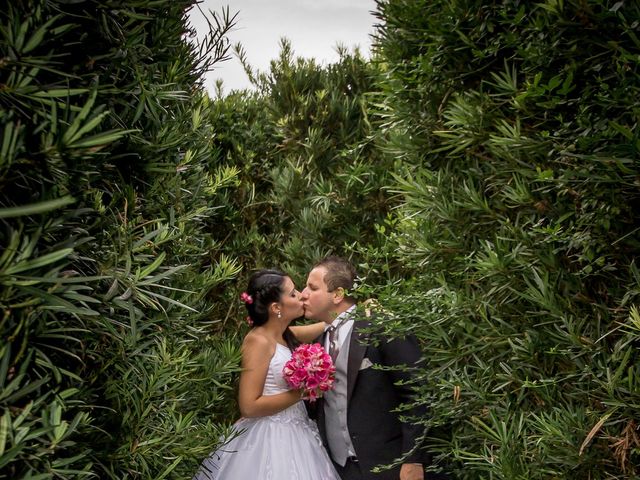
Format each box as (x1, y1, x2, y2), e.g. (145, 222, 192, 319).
(282, 343, 336, 402)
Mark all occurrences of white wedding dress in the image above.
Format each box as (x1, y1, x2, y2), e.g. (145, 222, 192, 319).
(193, 343, 340, 480)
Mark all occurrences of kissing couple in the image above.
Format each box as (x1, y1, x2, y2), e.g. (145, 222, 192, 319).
(194, 256, 444, 480)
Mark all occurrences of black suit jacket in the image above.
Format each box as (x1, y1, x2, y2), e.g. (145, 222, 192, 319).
(315, 312, 432, 479)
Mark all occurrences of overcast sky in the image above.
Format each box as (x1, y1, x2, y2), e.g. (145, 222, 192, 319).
(188, 0, 377, 94)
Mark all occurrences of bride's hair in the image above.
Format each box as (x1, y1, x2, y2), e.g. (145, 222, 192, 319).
(245, 269, 300, 350)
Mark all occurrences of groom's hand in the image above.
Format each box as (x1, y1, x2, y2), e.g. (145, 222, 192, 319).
(400, 463, 424, 480)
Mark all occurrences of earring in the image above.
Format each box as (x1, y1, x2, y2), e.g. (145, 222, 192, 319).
(277, 311, 282, 319)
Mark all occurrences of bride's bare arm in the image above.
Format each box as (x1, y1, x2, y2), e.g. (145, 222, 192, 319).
(238, 334, 302, 418)
(289, 321, 325, 343)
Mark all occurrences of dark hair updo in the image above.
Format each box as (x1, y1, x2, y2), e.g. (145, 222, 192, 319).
(244, 269, 300, 350)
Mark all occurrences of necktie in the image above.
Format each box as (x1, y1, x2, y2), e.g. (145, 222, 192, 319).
(327, 318, 347, 361)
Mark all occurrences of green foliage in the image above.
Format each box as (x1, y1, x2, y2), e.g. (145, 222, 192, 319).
(369, 0, 640, 477)
(3, 0, 640, 477)
(209, 40, 391, 280)
(0, 1, 242, 478)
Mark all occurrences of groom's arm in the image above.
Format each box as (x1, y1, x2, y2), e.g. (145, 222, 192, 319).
(378, 333, 427, 465)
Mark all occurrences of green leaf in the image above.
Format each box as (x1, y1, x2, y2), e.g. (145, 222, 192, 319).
(0, 344, 10, 389)
(0, 376, 50, 404)
(31, 88, 88, 98)
(136, 251, 166, 280)
(62, 88, 99, 144)
(0, 120, 21, 165)
(155, 456, 183, 480)
(67, 129, 136, 149)
(0, 444, 24, 469)
(0, 409, 9, 456)
(23, 15, 62, 54)
(4, 248, 74, 275)
(0, 196, 75, 219)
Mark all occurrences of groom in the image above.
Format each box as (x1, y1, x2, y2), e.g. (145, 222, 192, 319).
(302, 256, 437, 480)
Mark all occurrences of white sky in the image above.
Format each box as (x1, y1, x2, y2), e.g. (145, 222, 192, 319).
(188, 0, 377, 94)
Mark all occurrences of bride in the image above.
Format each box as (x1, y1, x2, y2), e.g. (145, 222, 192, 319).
(193, 269, 340, 479)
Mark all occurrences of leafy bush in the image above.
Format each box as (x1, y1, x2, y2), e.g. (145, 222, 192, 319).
(4, 0, 639, 478)
(369, 0, 640, 477)
(0, 1, 242, 478)
(209, 41, 391, 279)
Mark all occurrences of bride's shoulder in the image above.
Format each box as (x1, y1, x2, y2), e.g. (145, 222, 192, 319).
(242, 330, 276, 356)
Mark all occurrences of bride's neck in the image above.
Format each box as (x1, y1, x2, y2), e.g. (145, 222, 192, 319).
(259, 320, 287, 344)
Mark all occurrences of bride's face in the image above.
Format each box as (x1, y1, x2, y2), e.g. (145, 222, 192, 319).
(276, 277, 304, 322)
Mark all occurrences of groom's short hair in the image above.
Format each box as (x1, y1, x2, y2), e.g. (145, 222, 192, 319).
(314, 256, 356, 293)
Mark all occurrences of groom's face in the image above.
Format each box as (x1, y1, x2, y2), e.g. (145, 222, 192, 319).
(301, 266, 335, 324)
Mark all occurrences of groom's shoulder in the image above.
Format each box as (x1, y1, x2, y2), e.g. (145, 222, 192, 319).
(351, 302, 386, 342)
(353, 300, 420, 346)
(355, 298, 389, 319)
(352, 299, 387, 328)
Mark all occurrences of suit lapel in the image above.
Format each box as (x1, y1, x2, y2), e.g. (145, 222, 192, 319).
(315, 329, 329, 438)
(347, 317, 370, 404)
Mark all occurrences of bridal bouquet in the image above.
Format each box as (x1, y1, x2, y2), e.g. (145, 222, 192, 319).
(283, 343, 335, 402)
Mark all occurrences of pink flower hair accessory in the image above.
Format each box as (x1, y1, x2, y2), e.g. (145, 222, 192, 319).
(240, 292, 253, 304)
(246, 316, 254, 327)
